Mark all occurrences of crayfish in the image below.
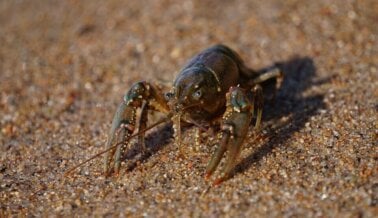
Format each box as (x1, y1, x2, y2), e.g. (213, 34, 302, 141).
(66, 45, 282, 185)
(102, 44, 282, 185)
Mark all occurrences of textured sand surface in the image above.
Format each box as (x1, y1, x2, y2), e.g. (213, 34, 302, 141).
(1, 0, 377, 217)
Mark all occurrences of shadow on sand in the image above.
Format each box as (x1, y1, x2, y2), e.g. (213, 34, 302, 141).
(232, 56, 328, 179)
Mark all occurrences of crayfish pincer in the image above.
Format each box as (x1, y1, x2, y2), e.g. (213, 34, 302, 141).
(101, 44, 282, 185)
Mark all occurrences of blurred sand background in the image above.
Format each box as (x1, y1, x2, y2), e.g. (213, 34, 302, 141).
(0, 0, 377, 217)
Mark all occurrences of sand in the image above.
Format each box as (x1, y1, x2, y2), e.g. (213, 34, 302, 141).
(1, 0, 377, 217)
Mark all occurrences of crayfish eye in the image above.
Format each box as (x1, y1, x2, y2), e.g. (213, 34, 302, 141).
(165, 92, 174, 101)
(192, 89, 202, 100)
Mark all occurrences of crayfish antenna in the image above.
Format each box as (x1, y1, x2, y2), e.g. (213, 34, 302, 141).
(64, 116, 171, 177)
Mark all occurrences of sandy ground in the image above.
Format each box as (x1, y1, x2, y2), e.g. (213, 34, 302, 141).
(0, 0, 377, 217)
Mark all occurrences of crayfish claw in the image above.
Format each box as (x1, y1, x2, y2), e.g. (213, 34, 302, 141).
(103, 101, 136, 176)
(103, 81, 170, 176)
(205, 86, 263, 185)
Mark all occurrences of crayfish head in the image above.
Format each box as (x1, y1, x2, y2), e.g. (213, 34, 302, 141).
(166, 68, 222, 120)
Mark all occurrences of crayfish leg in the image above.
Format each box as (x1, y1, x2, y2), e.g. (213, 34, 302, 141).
(104, 102, 136, 176)
(137, 101, 149, 155)
(252, 85, 263, 130)
(114, 127, 129, 176)
(173, 114, 183, 156)
(205, 130, 230, 179)
(206, 85, 264, 185)
(103, 81, 169, 176)
(252, 66, 282, 85)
